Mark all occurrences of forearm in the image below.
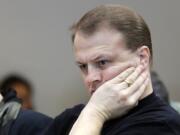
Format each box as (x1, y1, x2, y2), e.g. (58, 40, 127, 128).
(69, 104, 105, 135)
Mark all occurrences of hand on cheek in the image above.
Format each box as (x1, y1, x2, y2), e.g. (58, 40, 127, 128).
(85, 65, 149, 121)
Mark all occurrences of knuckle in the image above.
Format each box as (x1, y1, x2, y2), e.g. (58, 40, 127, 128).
(142, 72, 148, 79)
(126, 68, 134, 74)
(126, 98, 136, 106)
(139, 76, 144, 82)
(119, 91, 128, 99)
(117, 76, 124, 82)
(121, 82, 128, 89)
(141, 74, 146, 79)
(136, 67, 142, 73)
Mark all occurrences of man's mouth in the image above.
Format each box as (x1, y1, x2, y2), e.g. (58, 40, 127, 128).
(90, 89, 96, 95)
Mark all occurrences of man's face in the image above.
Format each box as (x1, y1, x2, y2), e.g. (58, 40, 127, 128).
(74, 28, 140, 95)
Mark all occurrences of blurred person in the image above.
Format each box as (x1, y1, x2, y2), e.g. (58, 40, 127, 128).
(0, 88, 53, 135)
(0, 94, 2, 102)
(151, 71, 169, 104)
(45, 4, 180, 135)
(0, 74, 34, 109)
(171, 102, 180, 114)
(151, 71, 180, 113)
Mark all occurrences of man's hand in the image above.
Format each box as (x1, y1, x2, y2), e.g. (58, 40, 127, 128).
(69, 65, 149, 135)
(86, 65, 149, 121)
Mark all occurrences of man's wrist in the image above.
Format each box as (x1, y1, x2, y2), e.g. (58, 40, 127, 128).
(83, 103, 107, 124)
(69, 104, 105, 135)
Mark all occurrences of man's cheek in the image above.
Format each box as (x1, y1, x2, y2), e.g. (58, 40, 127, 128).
(103, 61, 136, 82)
(103, 66, 125, 82)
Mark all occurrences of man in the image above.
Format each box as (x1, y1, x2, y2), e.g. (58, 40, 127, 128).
(0, 74, 34, 109)
(46, 4, 180, 135)
(0, 88, 53, 135)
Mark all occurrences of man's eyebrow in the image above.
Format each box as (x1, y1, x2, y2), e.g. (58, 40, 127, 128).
(75, 61, 85, 65)
(75, 52, 114, 64)
(91, 53, 113, 61)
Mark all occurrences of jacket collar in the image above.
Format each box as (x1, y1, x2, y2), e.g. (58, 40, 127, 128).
(0, 89, 21, 126)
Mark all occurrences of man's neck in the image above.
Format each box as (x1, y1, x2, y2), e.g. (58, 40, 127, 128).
(140, 78, 153, 100)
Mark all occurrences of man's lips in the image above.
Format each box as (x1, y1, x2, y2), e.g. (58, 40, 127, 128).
(90, 89, 96, 95)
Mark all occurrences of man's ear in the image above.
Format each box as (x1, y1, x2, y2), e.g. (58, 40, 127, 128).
(137, 46, 150, 67)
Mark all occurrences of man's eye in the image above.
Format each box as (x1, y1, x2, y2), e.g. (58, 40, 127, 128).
(98, 60, 109, 67)
(79, 64, 87, 71)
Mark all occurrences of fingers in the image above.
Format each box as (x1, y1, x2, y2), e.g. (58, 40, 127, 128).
(112, 65, 145, 90)
(127, 69, 149, 95)
(128, 77, 149, 107)
(124, 65, 144, 86)
(115, 82, 129, 90)
(132, 77, 149, 101)
(115, 72, 149, 109)
(108, 67, 135, 84)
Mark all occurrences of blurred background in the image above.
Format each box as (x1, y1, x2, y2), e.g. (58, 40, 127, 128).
(0, 0, 179, 117)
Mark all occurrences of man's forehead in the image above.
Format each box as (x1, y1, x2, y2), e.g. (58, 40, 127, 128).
(74, 29, 126, 51)
(75, 50, 115, 63)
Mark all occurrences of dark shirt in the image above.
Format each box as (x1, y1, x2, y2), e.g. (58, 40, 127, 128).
(44, 92, 180, 135)
(8, 109, 53, 135)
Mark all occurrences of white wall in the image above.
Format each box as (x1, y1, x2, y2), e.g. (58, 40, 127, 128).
(0, 0, 179, 117)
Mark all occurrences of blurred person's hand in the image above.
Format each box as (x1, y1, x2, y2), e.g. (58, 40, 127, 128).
(0, 93, 3, 102)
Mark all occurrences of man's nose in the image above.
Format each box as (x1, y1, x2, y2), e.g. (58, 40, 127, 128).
(86, 66, 102, 90)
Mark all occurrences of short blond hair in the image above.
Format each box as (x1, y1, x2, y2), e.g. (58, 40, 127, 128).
(71, 5, 152, 59)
